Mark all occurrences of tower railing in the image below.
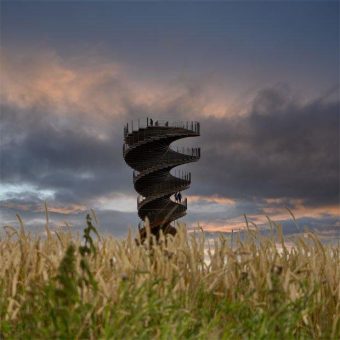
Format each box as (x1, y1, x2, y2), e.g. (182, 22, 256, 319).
(124, 140, 201, 159)
(124, 118, 200, 137)
(130, 152, 200, 174)
(138, 198, 187, 230)
(133, 169, 191, 183)
(137, 182, 189, 207)
(138, 196, 187, 210)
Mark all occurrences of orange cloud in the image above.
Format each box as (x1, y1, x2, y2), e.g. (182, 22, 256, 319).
(188, 200, 339, 234)
(0, 47, 245, 124)
(262, 198, 340, 220)
(188, 194, 236, 206)
(1, 201, 87, 215)
(0, 48, 127, 118)
(44, 204, 87, 215)
(188, 217, 251, 233)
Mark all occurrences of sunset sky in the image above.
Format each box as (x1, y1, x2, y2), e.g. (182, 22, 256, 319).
(1, 1, 339, 239)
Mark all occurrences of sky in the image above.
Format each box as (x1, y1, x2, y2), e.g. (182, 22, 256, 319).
(0, 0, 339, 240)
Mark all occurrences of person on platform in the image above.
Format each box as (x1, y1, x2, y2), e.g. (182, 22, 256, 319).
(178, 191, 182, 203)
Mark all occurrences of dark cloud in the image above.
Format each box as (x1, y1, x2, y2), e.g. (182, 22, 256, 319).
(194, 86, 339, 206)
(0, 104, 132, 204)
(0, 79, 339, 237)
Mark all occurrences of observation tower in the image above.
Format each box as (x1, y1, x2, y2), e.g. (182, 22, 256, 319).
(123, 118, 200, 239)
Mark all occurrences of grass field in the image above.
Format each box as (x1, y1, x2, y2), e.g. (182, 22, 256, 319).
(0, 213, 339, 339)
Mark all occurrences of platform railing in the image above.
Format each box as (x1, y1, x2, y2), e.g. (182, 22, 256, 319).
(123, 127, 200, 151)
(124, 118, 200, 137)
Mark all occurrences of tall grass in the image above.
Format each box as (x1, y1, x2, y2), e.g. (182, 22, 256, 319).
(0, 214, 339, 339)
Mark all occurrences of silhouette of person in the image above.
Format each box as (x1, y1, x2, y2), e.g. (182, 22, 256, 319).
(150, 118, 153, 126)
(155, 120, 159, 126)
(178, 191, 182, 203)
(165, 121, 168, 127)
(174, 192, 179, 203)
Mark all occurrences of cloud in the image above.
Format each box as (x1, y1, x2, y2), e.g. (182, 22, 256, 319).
(195, 85, 339, 207)
(0, 47, 229, 205)
(1, 104, 127, 199)
(0, 47, 338, 237)
(187, 194, 236, 206)
(0, 48, 128, 119)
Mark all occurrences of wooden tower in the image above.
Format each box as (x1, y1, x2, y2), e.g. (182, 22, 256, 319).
(123, 119, 200, 239)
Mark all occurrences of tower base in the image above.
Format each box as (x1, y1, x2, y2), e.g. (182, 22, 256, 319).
(137, 224, 177, 244)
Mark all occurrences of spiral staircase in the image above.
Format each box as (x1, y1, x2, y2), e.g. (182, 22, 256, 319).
(123, 119, 200, 239)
